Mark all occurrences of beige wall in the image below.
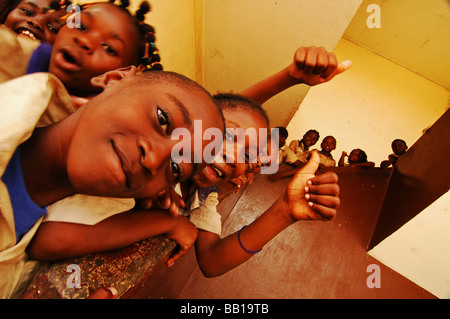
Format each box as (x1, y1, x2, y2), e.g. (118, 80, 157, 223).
(131, 0, 199, 79)
(201, 0, 362, 126)
(285, 37, 449, 298)
(286, 38, 449, 166)
(369, 190, 450, 299)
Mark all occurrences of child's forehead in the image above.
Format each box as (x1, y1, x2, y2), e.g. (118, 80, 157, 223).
(22, 0, 50, 7)
(305, 131, 318, 138)
(83, 3, 132, 20)
(393, 140, 406, 147)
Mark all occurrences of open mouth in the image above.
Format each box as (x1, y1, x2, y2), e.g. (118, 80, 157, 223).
(211, 165, 223, 178)
(53, 48, 82, 72)
(16, 28, 39, 41)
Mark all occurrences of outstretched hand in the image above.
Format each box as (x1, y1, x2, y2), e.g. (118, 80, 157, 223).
(285, 151, 340, 221)
(288, 46, 352, 86)
(165, 216, 198, 267)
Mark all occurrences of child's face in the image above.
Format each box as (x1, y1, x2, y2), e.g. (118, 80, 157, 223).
(348, 149, 361, 163)
(49, 4, 141, 97)
(321, 136, 336, 152)
(392, 140, 407, 156)
(65, 73, 224, 199)
(303, 131, 319, 147)
(4, 0, 66, 44)
(192, 108, 267, 188)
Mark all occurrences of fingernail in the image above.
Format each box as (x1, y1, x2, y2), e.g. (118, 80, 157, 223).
(168, 261, 174, 267)
(304, 186, 309, 193)
(308, 202, 314, 207)
(305, 194, 310, 200)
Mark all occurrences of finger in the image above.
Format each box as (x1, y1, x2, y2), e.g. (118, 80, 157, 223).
(293, 46, 307, 70)
(306, 183, 340, 196)
(305, 193, 340, 209)
(169, 202, 179, 216)
(87, 287, 118, 299)
(308, 202, 338, 221)
(136, 198, 152, 210)
(312, 47, 329, 75)
(308, 171, 339, 185)
(303, 47, 318, 74)
(320, 59, 352, 83)
(297, 150, 320, 175)
(320, 53, 338, 79)
(70, 95, 89, 108)
(167, 245, 191, 267)
(337, 59, 353, 74)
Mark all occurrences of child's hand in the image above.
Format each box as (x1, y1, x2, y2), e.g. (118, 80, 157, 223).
(135, 187, 185, 216)
(288, 46, 352, 86)
(156, 187, 186, 216)
(285, 151, 339, 221)
(165, 217, 198, 267)
(70, 95, 90, 108)
(380, 160, 391, 168)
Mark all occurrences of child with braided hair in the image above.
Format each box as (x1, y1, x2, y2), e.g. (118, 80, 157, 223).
(2, 0, 71, 44)
(1, 0, 162, 106)
(38, 0, 163, 105)
(0, 0, 71, 82)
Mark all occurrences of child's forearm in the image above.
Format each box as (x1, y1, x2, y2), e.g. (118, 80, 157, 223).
(195, 196, 295, 277)
(27, 210, 179, 261)
(338, 155, 346, 166)
(240, 66, 298, 105)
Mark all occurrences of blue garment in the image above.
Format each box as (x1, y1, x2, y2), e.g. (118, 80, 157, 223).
(26, 42, 53, 74)
(1, 148, 47, 243)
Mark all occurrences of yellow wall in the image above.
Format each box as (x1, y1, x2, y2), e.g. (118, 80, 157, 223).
(129, 0, 199, 79)
(286, 38, 449, 166)
(201, 0, 362, 126)
(285, 37, 449, 298)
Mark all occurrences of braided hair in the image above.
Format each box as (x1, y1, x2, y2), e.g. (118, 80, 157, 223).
(44, 0, 72, 13)
(74, 0, 162, 71)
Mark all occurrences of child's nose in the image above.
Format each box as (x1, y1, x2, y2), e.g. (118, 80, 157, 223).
(222, 143, 238, 167)
(138, 137, 171, 176)
(26, 19, 43, 32)
(74, 35, 93, 53)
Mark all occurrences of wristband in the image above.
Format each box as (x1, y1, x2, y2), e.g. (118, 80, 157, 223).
(237, 226, 262, 254)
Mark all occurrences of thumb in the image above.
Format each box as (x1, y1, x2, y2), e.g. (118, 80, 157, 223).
(319, 59, 352, 83)
(299, 150, 320, 175)
(336, 60, 352, 75)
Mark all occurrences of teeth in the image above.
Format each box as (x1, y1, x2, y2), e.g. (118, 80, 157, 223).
(20, 30, 37, 40)
(212, 166, 223, 177)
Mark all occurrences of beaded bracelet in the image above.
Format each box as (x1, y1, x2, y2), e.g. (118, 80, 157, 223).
(237, 226, 262, 254)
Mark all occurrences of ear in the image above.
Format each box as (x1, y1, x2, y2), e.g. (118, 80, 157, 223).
(90, 65, 137, 90)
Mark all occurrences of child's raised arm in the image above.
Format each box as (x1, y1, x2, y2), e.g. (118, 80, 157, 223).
(241, 46, 352, 105)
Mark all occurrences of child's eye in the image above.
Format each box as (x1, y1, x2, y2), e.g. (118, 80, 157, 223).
(20, 8, 34, 17)
(102, 43, 117, 56)
(225, 130, 234, 143)
(170, 159, 181, 181)
(47, 24, 59, 34)
(157, 108, 170, 135)
(78, 23, 87, 31)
